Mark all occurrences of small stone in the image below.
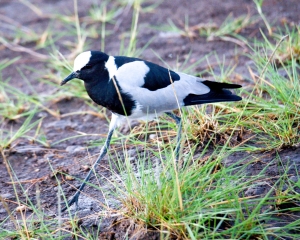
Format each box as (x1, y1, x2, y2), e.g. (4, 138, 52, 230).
(127, 157, 135, 162)
(245, 182, 268, 196)
(149, 134, 157, 140)
(37, 112, 48, 118)
(127, 149, 136, 157)
(82, 165, 90, 171)
(0, 208, 7, 213)
(1, 193, 13, 199)
(281, 184, 289, 192)
(16, 205, 28, 212)
(66, 175, 74, 181)
(289, 176, 299, 183)
(159, 32, 181, 38)
(37, 158, 47, 165)
(45, 120, 76, 131)
(65, 145, 85, 153)
(14, 146, 44, 154)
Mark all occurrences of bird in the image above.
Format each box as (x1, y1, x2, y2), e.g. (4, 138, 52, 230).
(60, 50, 242, 211)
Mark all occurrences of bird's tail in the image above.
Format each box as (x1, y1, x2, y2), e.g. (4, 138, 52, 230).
(183, 80, 242, 105)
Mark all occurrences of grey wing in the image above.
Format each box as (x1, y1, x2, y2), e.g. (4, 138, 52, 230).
(115, 63, 210, 115)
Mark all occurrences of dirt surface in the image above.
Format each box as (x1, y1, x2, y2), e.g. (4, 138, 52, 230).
(0, 0, 300, 239)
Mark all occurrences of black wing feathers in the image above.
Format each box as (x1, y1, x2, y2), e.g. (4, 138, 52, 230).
(183, 80, 242, 105)
(114, 56, 141, 67)
(201, 80, 242, 90)
(142, 61, 180, 91)
(113, 56, 242, 106)
(114, 56, 180, 91)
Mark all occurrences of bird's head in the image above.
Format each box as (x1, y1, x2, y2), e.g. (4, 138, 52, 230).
(61, 51, 109, 86)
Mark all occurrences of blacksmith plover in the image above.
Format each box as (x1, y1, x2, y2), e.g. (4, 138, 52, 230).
(61, 51, 242, 211)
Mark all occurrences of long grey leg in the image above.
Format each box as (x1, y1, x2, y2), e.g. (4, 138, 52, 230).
(62, 114, 118, 212)
(165, 112, 182, 161)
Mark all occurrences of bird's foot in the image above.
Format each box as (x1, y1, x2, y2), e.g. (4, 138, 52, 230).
(61, 190, 81, 212)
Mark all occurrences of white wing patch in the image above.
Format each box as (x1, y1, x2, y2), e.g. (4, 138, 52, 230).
(105, 56, 118, 80)
(73, 51, 92, 72)
(116, 68, 211, 120)
(115, 61, 150, 87)
(108, 60, 211, 120)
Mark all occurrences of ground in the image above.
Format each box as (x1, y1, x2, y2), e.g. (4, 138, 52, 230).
(0, 0, 299, 239)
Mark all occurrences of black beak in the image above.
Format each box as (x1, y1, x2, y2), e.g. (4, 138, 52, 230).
(61, 72, 79, 86)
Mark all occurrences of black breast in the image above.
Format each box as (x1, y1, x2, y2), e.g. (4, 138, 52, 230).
(85, 79, 136, 116)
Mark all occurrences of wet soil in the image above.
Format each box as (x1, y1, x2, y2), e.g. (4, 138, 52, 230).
(0, 0, 299, 239)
